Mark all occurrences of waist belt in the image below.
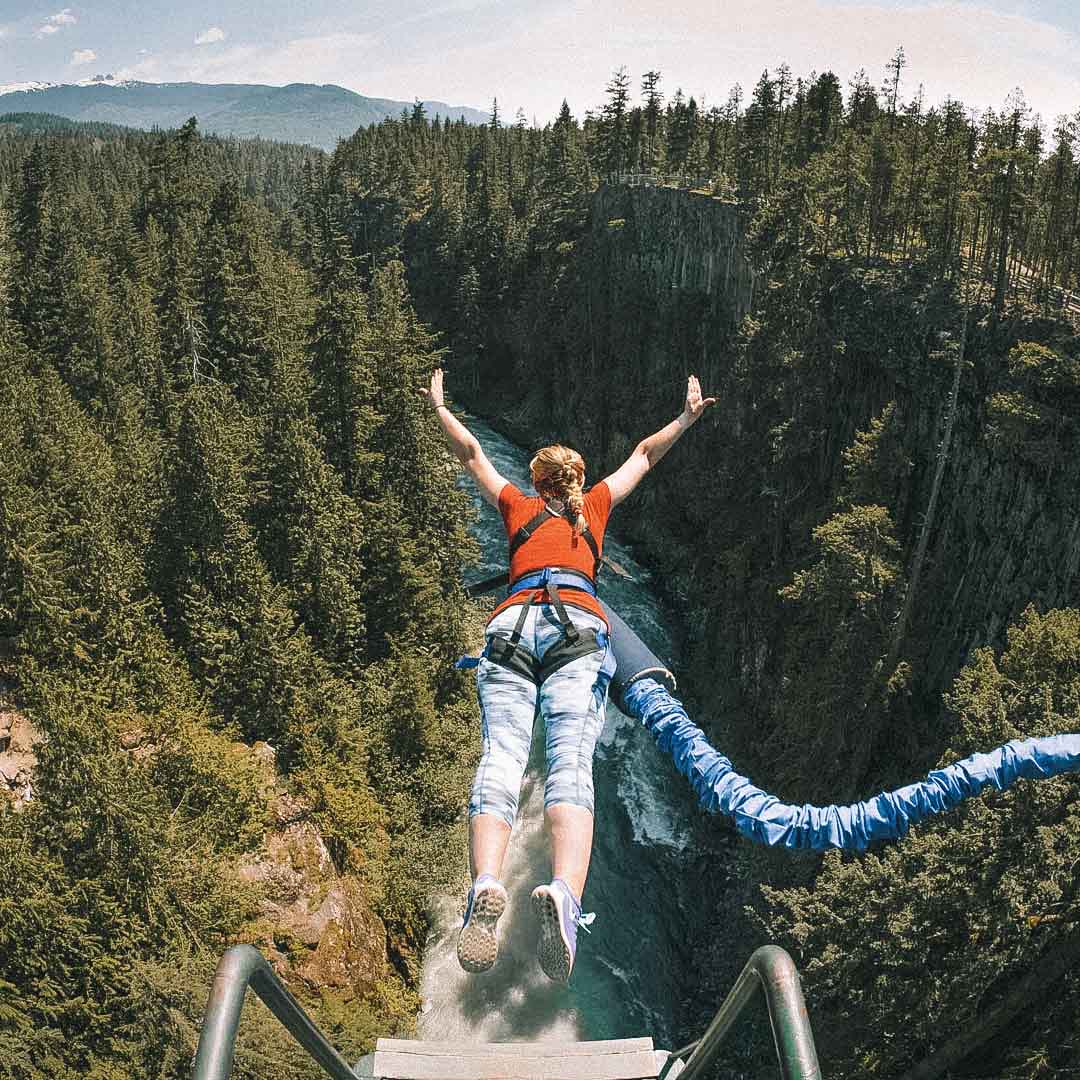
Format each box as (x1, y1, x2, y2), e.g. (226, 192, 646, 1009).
(509, 568, 597, 598)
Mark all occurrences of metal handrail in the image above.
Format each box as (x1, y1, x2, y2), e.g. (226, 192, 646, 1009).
(192, 943, 818, 1080)
(191, 944, 358, 1080)
(665, 945, 821, 1080)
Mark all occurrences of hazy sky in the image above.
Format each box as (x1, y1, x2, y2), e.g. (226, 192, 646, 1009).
(1, 0, 1078, 126)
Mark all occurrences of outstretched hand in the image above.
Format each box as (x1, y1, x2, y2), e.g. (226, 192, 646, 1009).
(684, 375, 717, 421)
(419, 367, 446, 410)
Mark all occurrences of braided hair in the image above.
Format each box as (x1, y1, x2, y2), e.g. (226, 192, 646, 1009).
(529, 444, 587, 534)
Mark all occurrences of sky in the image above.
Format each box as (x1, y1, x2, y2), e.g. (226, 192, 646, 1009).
(1, 0, 1078, 127)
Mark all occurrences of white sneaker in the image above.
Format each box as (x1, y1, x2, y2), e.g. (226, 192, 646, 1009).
(457, 875, 508, 973)
(530, 878, 595, 984)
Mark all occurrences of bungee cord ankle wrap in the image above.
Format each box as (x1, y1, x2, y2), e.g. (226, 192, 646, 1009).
(623, 677, 1080, 851)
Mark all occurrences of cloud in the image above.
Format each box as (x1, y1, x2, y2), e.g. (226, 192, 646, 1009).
(375, 0, 1080, 130)
(117, 32, 376, 86)
(37, 8, 76, 36)
(106, 0, 1080, 128)
(71, 48, 96, 65)
(195, 26, 226, 46)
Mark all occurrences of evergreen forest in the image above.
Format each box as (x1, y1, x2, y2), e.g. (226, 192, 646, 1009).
(2, 50, 1080, 1079)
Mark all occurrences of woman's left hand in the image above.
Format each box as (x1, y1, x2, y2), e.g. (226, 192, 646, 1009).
(684, 375, 716, 421)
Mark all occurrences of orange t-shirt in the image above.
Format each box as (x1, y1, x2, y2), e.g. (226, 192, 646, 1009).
(489, 481, 612, 625)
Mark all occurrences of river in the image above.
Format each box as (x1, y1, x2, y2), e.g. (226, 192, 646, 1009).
(418, 414, 707, 1048)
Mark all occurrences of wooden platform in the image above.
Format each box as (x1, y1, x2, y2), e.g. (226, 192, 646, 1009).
(354, 1037, 681, 1080)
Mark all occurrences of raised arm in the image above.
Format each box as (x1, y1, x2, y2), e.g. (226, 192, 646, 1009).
(603, 375, 716, 508)
(420, 368, 508, 508)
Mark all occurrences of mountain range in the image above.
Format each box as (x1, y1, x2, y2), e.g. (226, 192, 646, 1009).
(0, 77, 490, 149)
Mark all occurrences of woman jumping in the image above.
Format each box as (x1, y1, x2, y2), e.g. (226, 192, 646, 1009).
(422, 368, 715, 983)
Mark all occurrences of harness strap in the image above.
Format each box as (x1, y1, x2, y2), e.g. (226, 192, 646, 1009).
(466, 567, 598, 600)
(544, 579, 579, 642)
(535, 625, 603, 683)
(475, 567, 604, 686)
(508, 593, 532, 645)
(581, 526, 601, 576)
(508, 507, 555, 562)
(465, 571, 513, 599)
(483, 597, 542, 681)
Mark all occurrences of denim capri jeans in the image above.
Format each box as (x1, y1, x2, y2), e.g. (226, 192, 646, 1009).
(469, 603, 617, 827)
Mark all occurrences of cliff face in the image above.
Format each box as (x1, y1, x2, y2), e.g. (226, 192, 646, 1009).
(913, 379, 1080, 691)
(589, 186, 755, 323)
(457, 183, 1080, 795)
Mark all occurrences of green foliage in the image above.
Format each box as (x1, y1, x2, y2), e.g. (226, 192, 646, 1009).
(1007, 341, 1080, 394)
(840, 402, 912, 508)
(757, 606, 1080, 1078)
(767, 506, 904, 799)
(148, 712, 270, 852)
(0, 360, 189, 709)
(257, 415, 369, 671)
(986, 341, 1080, 470)
(0, 690, 258, 1077)
(0, 117, 479, 1076)
(780, 505, 902, 611)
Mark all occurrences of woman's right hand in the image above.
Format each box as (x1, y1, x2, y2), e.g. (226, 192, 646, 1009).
(419, 367, 446, 409)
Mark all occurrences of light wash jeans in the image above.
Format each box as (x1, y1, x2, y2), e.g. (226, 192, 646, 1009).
(469, 604, 616, 828)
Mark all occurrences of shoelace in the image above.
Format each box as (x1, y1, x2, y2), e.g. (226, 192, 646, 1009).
(575, 911, 597, 934)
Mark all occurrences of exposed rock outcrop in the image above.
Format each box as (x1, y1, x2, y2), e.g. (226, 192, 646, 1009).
(592, 184, 755, 325)
(0, 709, 38, 807)
(237, 746, 388, 999)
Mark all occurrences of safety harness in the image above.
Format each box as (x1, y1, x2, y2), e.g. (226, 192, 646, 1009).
(462, 501, 605, 686)
(465, 501, 601, 598)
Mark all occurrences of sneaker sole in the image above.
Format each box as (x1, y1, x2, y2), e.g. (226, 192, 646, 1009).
(531, 886, 573, 984)
(457, 884, 507, 973)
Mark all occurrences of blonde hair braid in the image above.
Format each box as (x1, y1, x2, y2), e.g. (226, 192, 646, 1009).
(529, 444, 587, 534)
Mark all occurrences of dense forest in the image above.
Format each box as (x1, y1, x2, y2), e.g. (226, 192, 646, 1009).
(0, 118, 483, 1077)
(1, 50, 1079, 1079)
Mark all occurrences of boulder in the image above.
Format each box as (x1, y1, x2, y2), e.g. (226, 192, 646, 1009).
(296, 880, 388, 995)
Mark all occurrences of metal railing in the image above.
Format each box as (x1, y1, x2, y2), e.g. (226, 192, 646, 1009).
(662, 946, 821, 1080)
(605, 172, 723, 192)
(191, 944, 358, 1080)
(192, 943, 818, 1080)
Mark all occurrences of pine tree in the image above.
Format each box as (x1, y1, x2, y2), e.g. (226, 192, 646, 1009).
(258, 412, 369, 673)
(641, 70, 664, 172)
(596, 66, 632, 178)
(155, 388, 315, 749)
(309, 205, 382, 496)
(357, 262, 474, 654)
(883, 45, 907, 129)
(740, 71, 778, 194)
(200, 180, 281, 409)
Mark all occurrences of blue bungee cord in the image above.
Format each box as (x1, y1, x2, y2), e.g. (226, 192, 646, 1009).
(624, 677, 1080, 851)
